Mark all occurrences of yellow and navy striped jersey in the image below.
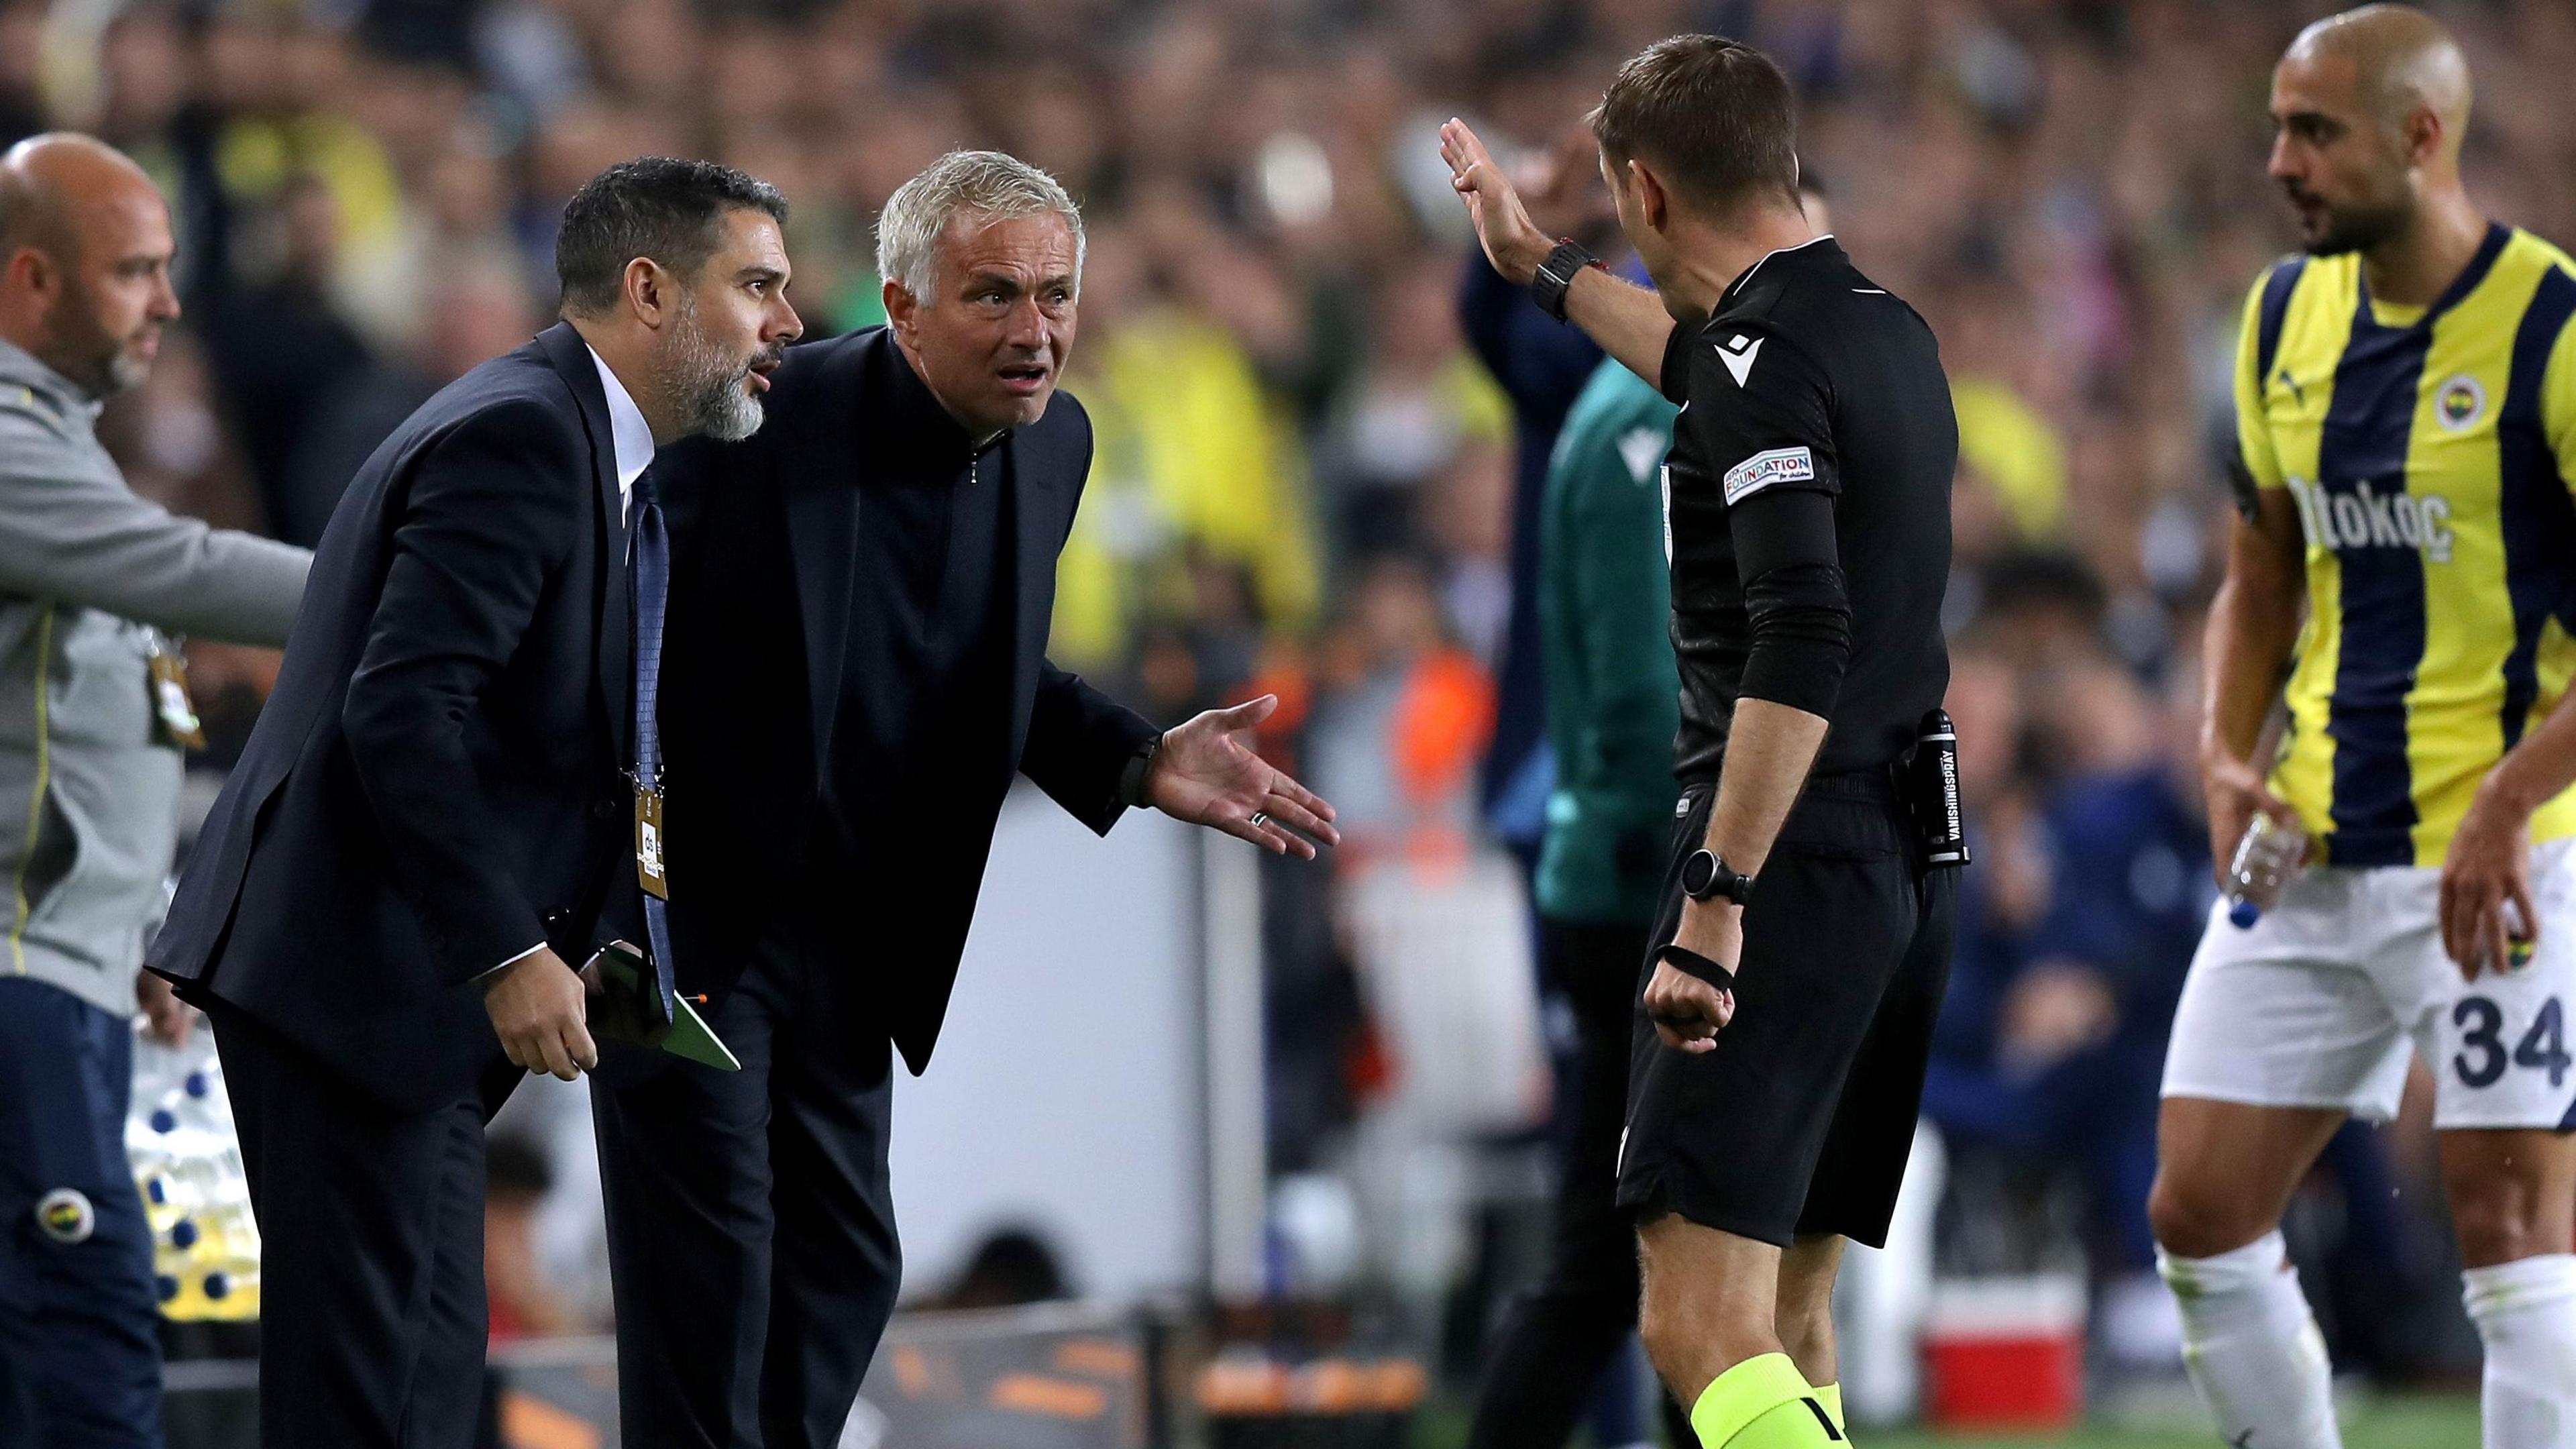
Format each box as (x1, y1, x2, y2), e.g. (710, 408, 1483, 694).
(2238, 224, 2576, 867)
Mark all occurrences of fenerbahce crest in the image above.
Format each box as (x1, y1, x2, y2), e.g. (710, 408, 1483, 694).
(2436, 373, 2487, 431)
(36, 1187, 95, 1244)
(2283, 475, 2455, 564)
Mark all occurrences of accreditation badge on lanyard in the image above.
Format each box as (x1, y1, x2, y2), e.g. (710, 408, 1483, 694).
(145, 631, 206, 751)
(634, 772, 669, 900)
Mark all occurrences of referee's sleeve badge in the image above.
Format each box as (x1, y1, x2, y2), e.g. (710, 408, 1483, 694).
(1722, 447, 1816, 505)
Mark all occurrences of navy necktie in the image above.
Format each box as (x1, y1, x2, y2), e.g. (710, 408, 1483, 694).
(631, 468, 677, 1016)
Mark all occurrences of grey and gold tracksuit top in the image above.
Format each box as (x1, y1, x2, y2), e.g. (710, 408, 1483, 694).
(0, 338, 307, 1020)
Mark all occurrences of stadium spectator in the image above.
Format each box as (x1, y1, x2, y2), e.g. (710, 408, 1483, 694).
(1925, 653, 2206, 1360)
(482, 1133, 568, 1344)
(1453, 120, 1621, 848)
(1306, 554, 1496, 867)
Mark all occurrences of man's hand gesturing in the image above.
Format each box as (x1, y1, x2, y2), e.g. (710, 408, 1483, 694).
(1145, 695, 1341, 859)
(484, 948, 598, 1081)
(1440, 118, 1556, 286)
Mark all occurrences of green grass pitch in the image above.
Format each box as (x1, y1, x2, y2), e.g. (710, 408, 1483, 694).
(1852, 1397, 2477, 1448)
(1415, 1395, 2481, 1448)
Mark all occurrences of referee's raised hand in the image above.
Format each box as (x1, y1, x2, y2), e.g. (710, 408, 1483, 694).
(1440, 118, 1551, 286)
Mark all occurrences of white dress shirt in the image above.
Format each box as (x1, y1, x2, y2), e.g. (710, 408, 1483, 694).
(589, 343, 656, 522)
(488, 345, 659, 978)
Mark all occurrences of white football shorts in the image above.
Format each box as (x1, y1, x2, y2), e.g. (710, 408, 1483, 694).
(2161, 838, 2576, 1130)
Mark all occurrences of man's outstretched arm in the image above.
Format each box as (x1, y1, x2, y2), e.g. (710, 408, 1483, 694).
(1440, 118, 1674, 387)
(1020, 667, 1341, 859)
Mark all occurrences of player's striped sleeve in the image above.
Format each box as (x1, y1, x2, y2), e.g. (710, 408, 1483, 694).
(2231, 268, 2289, 500)
(2538, 283, 2576, 492)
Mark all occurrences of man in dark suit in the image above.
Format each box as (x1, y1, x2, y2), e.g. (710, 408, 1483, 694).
(148, 158, 802, 1448)
(624, 150, 1339, 1448)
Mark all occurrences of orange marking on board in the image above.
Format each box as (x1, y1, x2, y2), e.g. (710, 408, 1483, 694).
(990, 1374, 1108, 1419)
(892, 1344, 930, 1395)
(1051, 1338, 1138, 1378)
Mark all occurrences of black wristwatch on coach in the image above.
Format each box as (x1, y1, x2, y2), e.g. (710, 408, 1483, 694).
(1680, 849, 1755, 905)
(1530, 239, 1604, 322)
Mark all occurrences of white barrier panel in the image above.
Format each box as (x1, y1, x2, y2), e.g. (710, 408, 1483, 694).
(890, 783, 1206, 1305)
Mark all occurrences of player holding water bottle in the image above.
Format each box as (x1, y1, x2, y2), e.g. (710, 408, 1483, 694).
(2147, 9, 2576, 1449)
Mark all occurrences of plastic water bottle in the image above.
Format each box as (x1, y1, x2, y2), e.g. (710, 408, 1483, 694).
(2225, 812, 2308, 928)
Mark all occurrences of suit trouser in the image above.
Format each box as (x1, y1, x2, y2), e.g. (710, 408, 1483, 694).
(1464, 920, 1698, 1449)
(591, 918, 901, 1449)
(207, 996, 495, 1449)
(0, 977, 163, 1449)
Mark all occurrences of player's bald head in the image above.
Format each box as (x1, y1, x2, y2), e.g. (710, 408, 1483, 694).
(0, 133, 164, 266)
(2285, 4, 2471, 154)
(2266, 5, 2477, 257)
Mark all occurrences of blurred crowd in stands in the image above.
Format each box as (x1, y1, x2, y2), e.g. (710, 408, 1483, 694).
(19, 0, 2576, 1397)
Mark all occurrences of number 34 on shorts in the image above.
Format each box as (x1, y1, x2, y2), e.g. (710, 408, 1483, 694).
(2451, 994, 2569, 1091)
(2163, 849, 2576, 1132)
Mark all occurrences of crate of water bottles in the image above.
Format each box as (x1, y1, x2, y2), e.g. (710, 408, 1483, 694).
(126, 1024, 260, 1322)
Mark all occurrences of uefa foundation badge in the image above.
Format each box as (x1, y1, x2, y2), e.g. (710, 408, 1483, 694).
(36, 1187, 95, 1244)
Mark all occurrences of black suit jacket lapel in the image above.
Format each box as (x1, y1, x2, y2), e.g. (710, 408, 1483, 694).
(535, 322, 632, 763)
(1005, 426, 1052, 741)
(782, 339, 866, 774)
(785, 466, 857, 775)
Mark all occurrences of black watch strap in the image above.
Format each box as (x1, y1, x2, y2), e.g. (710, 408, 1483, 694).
(1531, 239, 1602, 322)
(1657, 943, 1737, 994)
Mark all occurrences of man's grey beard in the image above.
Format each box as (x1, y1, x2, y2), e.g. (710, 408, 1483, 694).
(659, 298, 766, 443)
(50, 305, 151, 398)
(100, 346, 151, 396)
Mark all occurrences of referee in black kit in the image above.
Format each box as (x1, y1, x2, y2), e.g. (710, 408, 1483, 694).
(1445, 36, 1958, 1449)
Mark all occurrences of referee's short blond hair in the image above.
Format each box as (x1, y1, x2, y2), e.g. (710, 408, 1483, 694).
(875, 151, 1085, 303)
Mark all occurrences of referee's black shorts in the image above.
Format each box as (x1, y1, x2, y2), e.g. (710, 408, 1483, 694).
(1615, 764, 1955, 1249)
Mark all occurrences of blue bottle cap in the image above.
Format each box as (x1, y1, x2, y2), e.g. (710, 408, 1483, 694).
(170, 1218, 199, 1249)
(2229, 899, 2262, 929)
(203, 1272, 229, 1299)
(149, 1109, 176, 1134)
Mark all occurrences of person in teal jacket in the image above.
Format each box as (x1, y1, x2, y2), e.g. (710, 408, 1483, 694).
(1534, 364, 1684, 932)
(1468, 353, 1693, 1449)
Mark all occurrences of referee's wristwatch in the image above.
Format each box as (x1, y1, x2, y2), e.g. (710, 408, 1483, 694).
(1530, 239, 1605, 322)
(1680, 849, 1754, 906)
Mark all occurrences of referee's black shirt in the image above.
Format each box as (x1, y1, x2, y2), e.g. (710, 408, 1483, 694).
(1656, 235, 1955, 782)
